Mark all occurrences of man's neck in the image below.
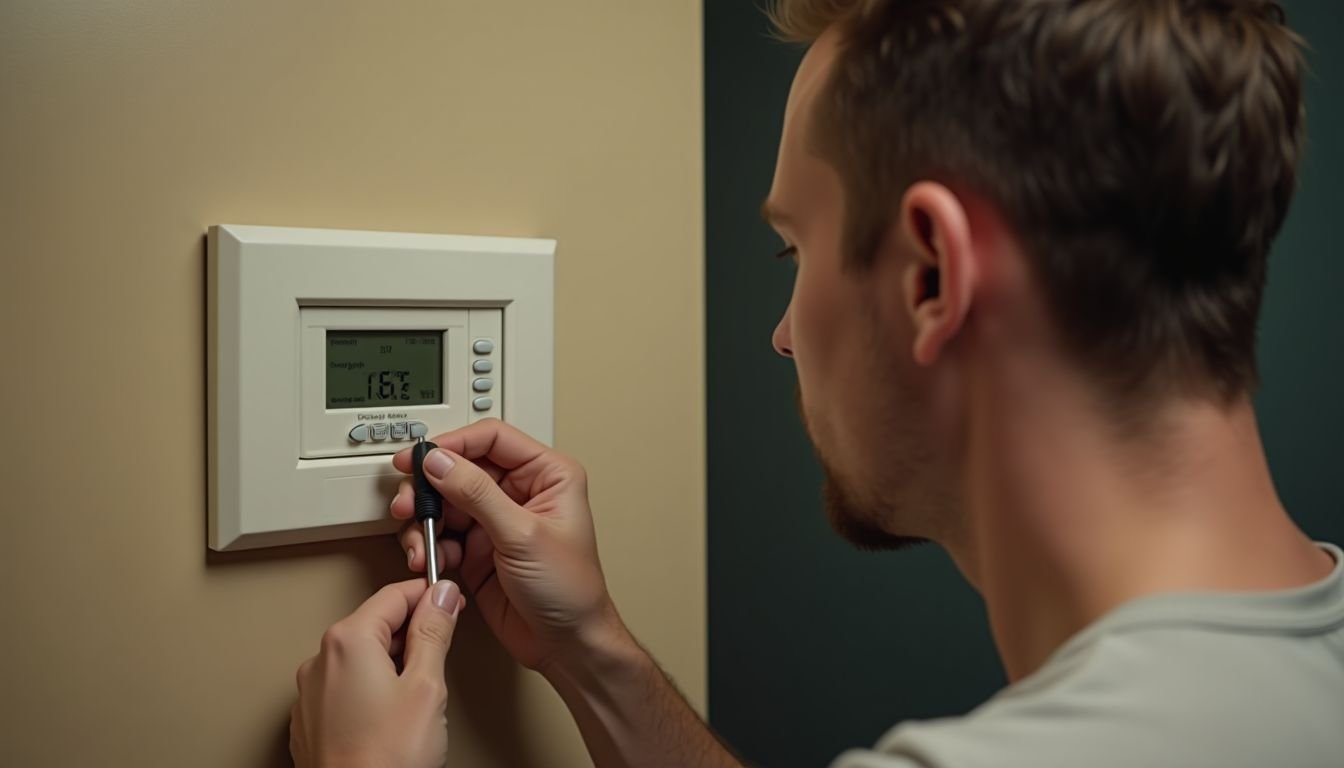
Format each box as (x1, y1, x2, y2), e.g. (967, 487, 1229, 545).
(945, 362, 1331, 682)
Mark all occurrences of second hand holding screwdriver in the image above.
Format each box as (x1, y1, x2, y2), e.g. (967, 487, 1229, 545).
(411, 437, 442, 585)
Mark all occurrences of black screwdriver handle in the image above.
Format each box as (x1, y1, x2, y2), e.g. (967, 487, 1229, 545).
(411, 440, 442, 523)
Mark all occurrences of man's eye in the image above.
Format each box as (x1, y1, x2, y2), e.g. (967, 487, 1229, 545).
(775, 245, 798, 263)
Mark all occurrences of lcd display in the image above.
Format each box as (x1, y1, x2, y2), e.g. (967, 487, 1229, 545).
(326, 331, 443, 409)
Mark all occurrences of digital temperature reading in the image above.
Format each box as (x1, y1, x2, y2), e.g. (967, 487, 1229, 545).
(326, 331, 443, 409)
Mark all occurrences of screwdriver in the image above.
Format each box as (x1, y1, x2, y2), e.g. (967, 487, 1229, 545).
(411, 437, 442, 585)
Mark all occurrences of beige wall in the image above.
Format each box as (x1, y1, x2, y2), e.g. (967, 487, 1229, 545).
(0, 2, 704, 765)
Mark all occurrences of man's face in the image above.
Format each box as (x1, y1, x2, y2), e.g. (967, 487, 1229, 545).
(765, 31, 952, 549)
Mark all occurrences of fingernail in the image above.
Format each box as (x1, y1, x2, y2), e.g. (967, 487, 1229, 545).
(407, 546, 416, 568)
(424, 449, 455, 479)
(433, 580, 461, 615)
(390, 491, 401, 511)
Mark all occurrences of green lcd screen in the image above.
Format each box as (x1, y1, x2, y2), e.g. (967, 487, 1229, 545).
(327, 331, 443, 409)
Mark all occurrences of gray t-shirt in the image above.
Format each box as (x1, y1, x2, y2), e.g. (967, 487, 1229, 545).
(832, 543, 1344, 768)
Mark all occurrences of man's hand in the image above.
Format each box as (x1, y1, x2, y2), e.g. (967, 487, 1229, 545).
(391, 420, 741, 768)
(391, 419, 628, 674)
(290, 579, 467, 768)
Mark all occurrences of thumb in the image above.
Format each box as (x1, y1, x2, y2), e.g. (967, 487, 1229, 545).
(421, 448, 533, 548)
(403, 579, 463, 682)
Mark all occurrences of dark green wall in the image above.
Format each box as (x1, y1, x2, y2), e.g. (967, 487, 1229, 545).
(1257, 2, 1344, 538)
(705, 2, 1344, 766)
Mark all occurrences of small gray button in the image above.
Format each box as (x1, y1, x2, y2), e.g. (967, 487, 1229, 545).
(472, 378, 494, 392)
(348, 424, 371, 443)
(472, 397, 494, 412)
(370, 423, 389, 440)
(390, 422, 409, 439)
(472, 359, 493, 374)
(472, 339, 495, 354)
(409, 421, 428, 438)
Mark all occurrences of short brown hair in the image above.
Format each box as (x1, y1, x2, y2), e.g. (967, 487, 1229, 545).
(771, 0, 1306, 403)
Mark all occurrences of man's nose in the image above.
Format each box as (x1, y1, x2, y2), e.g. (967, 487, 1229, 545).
(772, 308, 794, 358)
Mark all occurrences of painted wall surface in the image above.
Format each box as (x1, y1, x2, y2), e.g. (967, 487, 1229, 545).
(705, 1, 1344, 766)
(0, 2, 704, 766)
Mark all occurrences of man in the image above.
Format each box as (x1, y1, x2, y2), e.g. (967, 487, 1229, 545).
(289, 0, 1344, 766)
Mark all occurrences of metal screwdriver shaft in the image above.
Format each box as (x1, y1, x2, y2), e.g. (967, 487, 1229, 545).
(423, 518, 438, 585)
(411, 437, 442, 586)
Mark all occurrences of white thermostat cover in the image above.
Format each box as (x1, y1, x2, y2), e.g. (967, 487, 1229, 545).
(207, 224, 554, 551)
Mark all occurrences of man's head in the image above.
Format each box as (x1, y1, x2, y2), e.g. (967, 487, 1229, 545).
(763, 0, 1306, 549)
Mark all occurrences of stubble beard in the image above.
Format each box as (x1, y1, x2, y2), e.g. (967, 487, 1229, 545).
(798, 386, 933, 552)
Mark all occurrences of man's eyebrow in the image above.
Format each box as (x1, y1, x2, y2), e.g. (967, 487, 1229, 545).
(760, 199, 791, 227)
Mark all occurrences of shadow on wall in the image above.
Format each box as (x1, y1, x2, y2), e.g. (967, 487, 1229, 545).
(196, 233, 529, 767)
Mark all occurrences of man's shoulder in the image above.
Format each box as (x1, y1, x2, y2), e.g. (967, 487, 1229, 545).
(831, 611, 1344, 768)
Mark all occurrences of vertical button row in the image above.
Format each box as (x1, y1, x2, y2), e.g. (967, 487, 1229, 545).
(472, 338, 495, 412)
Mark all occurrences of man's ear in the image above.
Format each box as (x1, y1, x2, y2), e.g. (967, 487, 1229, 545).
(899, 182, 976, 367)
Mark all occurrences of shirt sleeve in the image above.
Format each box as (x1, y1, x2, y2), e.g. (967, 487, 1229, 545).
(829, 747, 931, 768)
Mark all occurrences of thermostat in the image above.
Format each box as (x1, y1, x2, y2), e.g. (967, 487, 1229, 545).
(207, 224, 554, 551)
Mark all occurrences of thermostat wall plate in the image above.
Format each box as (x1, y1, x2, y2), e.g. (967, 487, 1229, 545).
(206, 224, 554, 551)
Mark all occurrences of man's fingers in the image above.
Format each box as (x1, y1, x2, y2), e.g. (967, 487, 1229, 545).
(399, 523, 463, 574)
(402, 579, 465, 683)
(392, 418, 549, 474)
(295, 657, 314, 693)
(459, 524, 498, 594)
(446, 506, 473, 531)
(340, 580, 427, 652)
(420, 449, 534, 549)
(393, 484, 474, 529)
(399, 522, 421, 569)
(390, 478, 416, 520)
